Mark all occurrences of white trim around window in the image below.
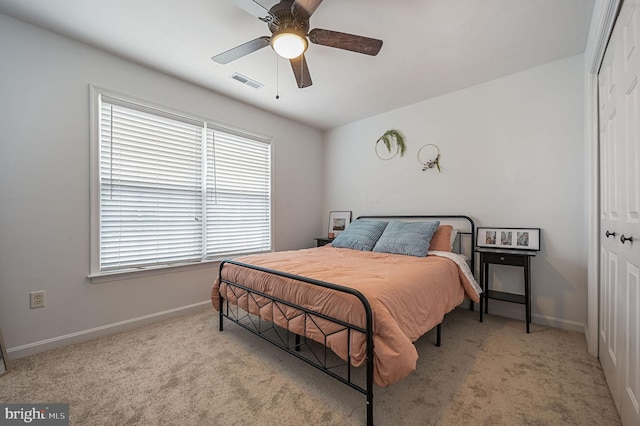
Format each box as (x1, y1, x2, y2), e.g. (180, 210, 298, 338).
(88, 85, 273, 282)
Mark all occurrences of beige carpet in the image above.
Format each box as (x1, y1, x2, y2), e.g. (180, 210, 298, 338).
(0, 307, 620, 425)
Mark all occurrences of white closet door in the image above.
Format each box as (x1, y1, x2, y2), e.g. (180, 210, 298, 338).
(598, 1, 640, 424)
(599, 11, 622, 408)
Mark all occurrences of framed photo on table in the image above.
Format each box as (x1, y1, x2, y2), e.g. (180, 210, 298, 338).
(328, 211, 352, 238)
(477, 227, 540, 251)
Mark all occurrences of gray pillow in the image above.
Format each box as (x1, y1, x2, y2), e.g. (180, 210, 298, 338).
(373, 220, 440, 257)
(331, 219, 388, 251)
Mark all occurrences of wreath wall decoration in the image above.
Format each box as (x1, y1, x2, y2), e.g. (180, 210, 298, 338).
(417, 144, 441, 172)
(375, 129, 406, 160)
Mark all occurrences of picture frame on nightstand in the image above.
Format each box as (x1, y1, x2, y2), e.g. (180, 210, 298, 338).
(476, 227, 540, 251)
(328, 211, 352, 238)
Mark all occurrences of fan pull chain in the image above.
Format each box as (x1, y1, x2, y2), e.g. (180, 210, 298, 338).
(275, 55, 280, 100)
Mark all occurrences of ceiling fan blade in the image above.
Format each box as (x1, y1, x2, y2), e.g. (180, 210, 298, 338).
(292, 0, 323, 20)
(232, 0, 275, 23)
(290, 54, 312, 88)
(308, 28, 383, 56)
(211, 36, 271, 64)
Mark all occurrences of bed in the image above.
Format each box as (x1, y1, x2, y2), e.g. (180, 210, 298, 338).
(210, 215, 481, 425)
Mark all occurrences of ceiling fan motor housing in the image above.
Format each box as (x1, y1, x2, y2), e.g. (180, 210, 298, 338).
(268, 0, 309, 36)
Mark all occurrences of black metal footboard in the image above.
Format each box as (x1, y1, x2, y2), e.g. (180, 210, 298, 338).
(218, 259, 375, 425)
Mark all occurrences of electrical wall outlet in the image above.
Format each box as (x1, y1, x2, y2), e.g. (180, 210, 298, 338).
(30, 290, 46, 309)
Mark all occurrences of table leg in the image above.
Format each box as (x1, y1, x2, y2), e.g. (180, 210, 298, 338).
(524, 256, 531, 333)
(478, 253, 484, 322)
(484, 262, 490, 315)
(479, 262, 484, 322)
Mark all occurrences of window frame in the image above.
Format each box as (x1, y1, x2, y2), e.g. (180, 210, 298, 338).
(88, 85, 273, 283)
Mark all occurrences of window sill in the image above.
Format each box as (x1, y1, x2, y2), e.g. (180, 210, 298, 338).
(88, 260, 220, 284)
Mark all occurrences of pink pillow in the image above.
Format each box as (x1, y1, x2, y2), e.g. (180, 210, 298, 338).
(428, 225, 453, 252)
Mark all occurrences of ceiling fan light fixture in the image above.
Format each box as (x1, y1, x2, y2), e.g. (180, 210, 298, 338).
(271, 30, 308, 59)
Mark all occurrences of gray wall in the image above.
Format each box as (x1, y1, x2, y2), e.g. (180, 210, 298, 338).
(323, 55, 586, 331)
(0, 14, 324, 357)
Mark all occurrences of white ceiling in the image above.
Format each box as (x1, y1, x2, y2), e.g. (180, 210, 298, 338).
(0, 0, 595, 131)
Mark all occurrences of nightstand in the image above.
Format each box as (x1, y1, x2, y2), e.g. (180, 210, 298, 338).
(314, 237, 334, 247)
(477, 248, 536, 333)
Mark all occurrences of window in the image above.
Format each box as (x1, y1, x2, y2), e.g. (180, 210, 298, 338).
(90, 88, 271, 278)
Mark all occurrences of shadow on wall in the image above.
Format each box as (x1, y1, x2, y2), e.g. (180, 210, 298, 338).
(530, 253, 585, 329)
(484, 251, 583, 330)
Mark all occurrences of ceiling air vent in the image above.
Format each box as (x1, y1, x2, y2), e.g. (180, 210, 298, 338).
(231, 72, 264, 89)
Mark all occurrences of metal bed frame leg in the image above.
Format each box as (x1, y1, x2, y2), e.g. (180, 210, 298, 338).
(366, 329, 374, 426)
(436, 323, 441, 347)
(295, 334, 301, 352)
(219, 296, 224, 331)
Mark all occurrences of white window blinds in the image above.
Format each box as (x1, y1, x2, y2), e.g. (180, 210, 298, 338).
(98, 95, 271, 272)
(205, 130, 272, 256)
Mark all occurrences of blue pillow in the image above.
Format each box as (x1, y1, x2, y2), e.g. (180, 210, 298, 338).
(372, 220, 440, 257)
(331, 219, 388, 251)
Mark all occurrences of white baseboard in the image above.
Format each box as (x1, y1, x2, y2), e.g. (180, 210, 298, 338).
(7, 301, 211, 360)
(465, 300, 584, 333)
(531, 313, 584, 333)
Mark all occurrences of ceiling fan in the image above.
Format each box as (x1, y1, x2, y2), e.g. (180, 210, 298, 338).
(212, 0, 383, 88)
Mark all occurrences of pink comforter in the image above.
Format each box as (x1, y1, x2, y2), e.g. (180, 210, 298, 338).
(211, 245, 478, 386)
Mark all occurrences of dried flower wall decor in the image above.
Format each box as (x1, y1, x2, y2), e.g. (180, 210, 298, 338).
(417, 144, 441, 172)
